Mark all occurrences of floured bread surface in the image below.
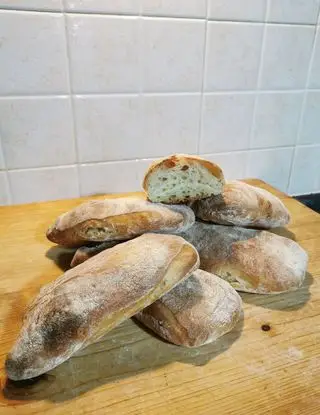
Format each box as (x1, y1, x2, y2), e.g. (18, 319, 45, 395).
(181, 222, 308, 294)
(192, 180, 291, 229)
(136, 269, 242, 347)
(46, 197, 195, 247)
(143, 154, 225, 204)
(5, 233, 199, 380)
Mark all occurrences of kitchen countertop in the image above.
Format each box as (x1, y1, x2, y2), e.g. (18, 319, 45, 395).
(0, 179, 319, 415)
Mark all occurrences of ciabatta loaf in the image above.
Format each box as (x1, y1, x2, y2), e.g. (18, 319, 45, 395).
(192, 180, 290, 228)
(6, 234, 199, 380)
(136, 269, 242, 347)
(143, 154, 225, 204)
(181, 223, 308, 294)
(47, 197, 195, 247)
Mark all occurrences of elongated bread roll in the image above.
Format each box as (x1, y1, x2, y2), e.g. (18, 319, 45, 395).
(192, 180, 290, 229)
(181, 222, 308, 294)
(136, 269, 242, 347)
(143, 154, 225, 204)
(70, 241, 120, 268)
(6, 234, 199, 380)
(46, 197, 195, 247)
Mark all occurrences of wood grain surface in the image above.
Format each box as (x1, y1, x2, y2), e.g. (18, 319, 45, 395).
(0, 179, 319, 415)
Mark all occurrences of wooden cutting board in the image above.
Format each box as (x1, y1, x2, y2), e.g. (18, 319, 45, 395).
(0, 179, 319, 415)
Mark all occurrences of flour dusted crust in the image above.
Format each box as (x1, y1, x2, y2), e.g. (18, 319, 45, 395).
(46, 197, 195, 247)
(192, 180, 291, 229)
(70, 241, 121, 268)
(181, 222, 308, 294)
(136, 269, 242, 347)
(143, 154, 225, 204)
(5, 234, 199, 380)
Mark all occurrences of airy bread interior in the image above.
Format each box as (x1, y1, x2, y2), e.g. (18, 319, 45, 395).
(147, 162, 224, 203)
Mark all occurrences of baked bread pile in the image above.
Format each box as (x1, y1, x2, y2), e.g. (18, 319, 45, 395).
(6, 154, 308, 381)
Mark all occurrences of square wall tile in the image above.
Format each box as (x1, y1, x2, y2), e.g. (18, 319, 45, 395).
(260, 25, 315, 90)
(208, 0, 266, 22)
(252, 92, 303, 148)
(9, 166, 79, 204)
(247, 147, 294, 191)
(75, 95, 141, 163)
(0, 172, 10, 205)
(205, 22, 263, 91)
(141, 94, 200, 156)
(289, 146, 320, 194)
(67, 15, 140, 93)
(268, 0, 320, 24)
(142, 0, 207, 18)
(142, 18, 205, 92)
(65, 0, 139, 14)
(75, 94, 200, 162)
(0, 0, 62, 11)
(200, 93, 255, 153)
(299, 92, 320, 145)
(0, 10, 68, 95)
(79, 161, 141, 195)
(203, 152, 249, 181)
(309, 28, 320, 88)
(0, 97, 76, 169)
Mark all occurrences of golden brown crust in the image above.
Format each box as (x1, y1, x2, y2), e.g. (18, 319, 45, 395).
(46, 198, 195, 247)
(5, 234, 199, 380)
(142, 154, 224, 191)
(136, 269, 242, 347)
(192, 180, 291, 229)
(181, 222, 308, 294)
(70, 241, 122, 268)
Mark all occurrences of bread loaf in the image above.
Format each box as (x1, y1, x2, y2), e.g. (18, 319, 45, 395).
(181, 222, 308, 294)
(46, 197, 195, 247)
(143, 154, 225, 204)
(136, 269, 242, 347)
(6, 233, 199, 380)
(191, 180, 290, 228)
(70, 241, 120, 268)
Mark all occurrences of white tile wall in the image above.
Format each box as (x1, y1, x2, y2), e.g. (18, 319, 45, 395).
(309, 27, 320, 88)
(0, 10, 69, 95)
(67, 14, 140, 93)
(8, 166, 79, 204)
(299, 92, 320, 144)
(205, 22, 264, 91)
(0, 97, 76, 168)
(142, 0, 207, 18)
(0, 172, 10, 205)
(289, 145, 320, 194)
(0, 2, 319, 205)
(247, 148, 294, 191)
(208, 0, 267, 22)
(252, 92, 303, 148)
(260, 25, 315, 90)
(0, 0, 62, 12)
(268, 0, 320, 25)
(200, 93, 255, 153)
(65, 0, 139, 14)
(142, 18, 205, 92)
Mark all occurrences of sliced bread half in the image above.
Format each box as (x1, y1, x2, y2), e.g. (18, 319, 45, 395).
(143, 154, 225, 204)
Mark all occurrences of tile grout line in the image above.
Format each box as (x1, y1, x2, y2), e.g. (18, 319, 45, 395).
(2, 89, 320, 99)
(62, 1, 81, 197)
(246, 0, 269, 178)
(196, 0, 209, 155)
(286, 21, 319, 194)
(0, 6, 318, 27)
